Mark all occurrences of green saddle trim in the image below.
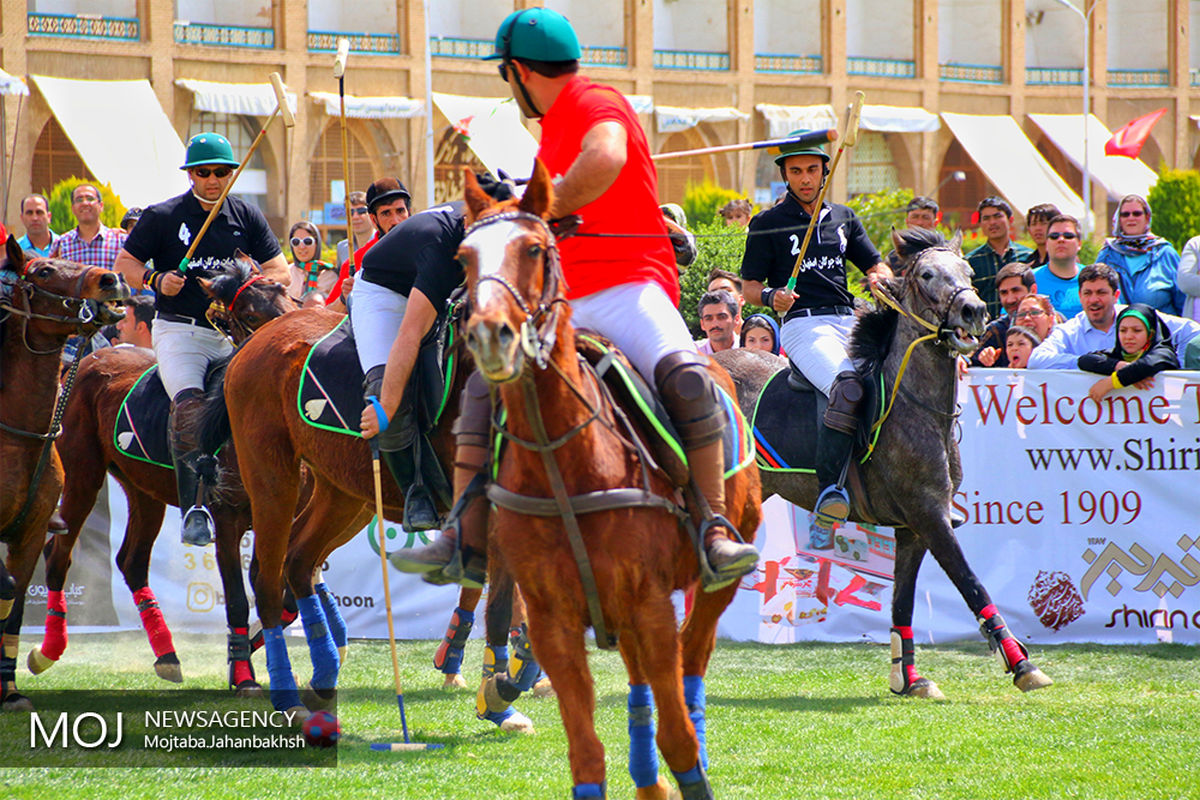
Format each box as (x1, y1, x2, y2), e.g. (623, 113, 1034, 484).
(113, 365, 174, 469)
(298, 317, 362, 438)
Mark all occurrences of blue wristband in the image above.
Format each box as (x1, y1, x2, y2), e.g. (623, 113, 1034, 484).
(366, 395, 389, 433)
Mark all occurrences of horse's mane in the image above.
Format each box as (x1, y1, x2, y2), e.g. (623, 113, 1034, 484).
(203, 257, 257, 305)
(847, 228, 954, 373)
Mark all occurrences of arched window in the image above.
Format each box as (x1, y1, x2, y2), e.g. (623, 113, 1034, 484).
(938, 140, 994, 230)
(309, 120, 377, 240)
(31, 116, 92, 195)
(657, 131, 713, 205)
(188, 112, 267, 209)
(433, 125, 486, 205)
(847, 132, 900, 197)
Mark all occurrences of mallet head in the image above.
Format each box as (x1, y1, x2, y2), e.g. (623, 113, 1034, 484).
(269, 72, 296, 128)
(333, 39, 350, 79)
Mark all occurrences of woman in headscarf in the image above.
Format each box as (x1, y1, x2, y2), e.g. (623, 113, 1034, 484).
(1094, 194, 1183, 315)
(1078, 303, 1178, 402)
(287, 221, 336, 307)
(739, 312, 782, 355)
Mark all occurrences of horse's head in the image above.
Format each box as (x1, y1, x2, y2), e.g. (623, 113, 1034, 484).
(459, 161, 568, 383)
(883, 228, 987, 354)
(197, 250, 294, 343)
(1, 231, 130, 337)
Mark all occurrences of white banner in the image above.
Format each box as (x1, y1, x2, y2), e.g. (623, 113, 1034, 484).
(26, 370, 1200, 648)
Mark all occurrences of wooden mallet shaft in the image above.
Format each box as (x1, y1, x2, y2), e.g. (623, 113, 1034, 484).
(651, 128, 838, 161)
(333, 39, 357, 257)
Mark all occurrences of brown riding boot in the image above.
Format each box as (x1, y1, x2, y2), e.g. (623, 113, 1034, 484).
(689, 439, 759, 592)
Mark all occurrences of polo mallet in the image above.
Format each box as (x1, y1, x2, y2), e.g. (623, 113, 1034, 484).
(651, 128, 838, 161)
(785, 91, 865, 293)
(178, 72, 296, 272)
(333, 38, 357, 258)
(365, 419, 443, 752)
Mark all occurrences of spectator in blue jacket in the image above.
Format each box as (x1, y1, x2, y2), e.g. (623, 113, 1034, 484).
(1095, 194, 1183, 316)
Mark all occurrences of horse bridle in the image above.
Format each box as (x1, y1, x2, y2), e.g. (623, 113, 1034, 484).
(873, 247, 977, 349)
(1, 263, 108, 333)
(465, 210, 569, 371)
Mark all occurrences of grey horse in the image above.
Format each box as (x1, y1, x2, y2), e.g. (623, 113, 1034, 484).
(717, 227, 1052, 697)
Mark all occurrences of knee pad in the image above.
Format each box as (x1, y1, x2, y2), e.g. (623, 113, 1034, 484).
(824, 371, 864, 436)
(654, 351, 724, 448)
(452, 371, 493, 454)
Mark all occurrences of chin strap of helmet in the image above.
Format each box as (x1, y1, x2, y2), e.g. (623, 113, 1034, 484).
(505, 59, 544, 119)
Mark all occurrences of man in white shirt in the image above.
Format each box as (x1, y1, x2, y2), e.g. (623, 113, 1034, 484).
(695, 290, 740, 355)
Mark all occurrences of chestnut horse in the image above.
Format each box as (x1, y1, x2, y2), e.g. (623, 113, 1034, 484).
(0, 233, 129, 710)
(27, 257, 294, 693)
(459, 165, 761, 800)
(716, 228, 1053, 698)
(203, 303, 536, 724)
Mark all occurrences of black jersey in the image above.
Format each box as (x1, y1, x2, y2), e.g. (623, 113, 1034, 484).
(359, 201, 466, 311)
(124, 191, 280, 319)
(739, 194, 879, 322)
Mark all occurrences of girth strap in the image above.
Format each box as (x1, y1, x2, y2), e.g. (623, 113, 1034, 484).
(487, 484, 684, 519)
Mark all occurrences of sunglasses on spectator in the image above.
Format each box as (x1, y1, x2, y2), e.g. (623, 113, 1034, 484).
(1119, 210, 1145, 218)
(1015, 309, 1046, 319)
(291, 236, 315, 247)
(350, 207, 369, 216)
(1046, 232, 1078, 240)
(192, 167, 233, 179)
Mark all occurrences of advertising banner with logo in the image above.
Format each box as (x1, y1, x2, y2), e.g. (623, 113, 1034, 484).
(26, 370, 1200, 648)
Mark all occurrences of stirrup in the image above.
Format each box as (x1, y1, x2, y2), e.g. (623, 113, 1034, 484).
(808, 485, 849, 550)
(695, 515, 758, 593)
(181, 505, 215, 547)
(402, 484, 439, 532)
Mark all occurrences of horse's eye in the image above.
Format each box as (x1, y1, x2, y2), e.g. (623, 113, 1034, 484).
(37, 266, 53, 279)
(528, 244, 543, 259)
(921, 270, 933, 281)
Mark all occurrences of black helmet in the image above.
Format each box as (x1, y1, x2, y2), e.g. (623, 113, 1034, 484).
(365, 177, 411, 212)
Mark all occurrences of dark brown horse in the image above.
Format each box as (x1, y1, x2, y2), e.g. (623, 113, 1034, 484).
(717, 227, 1052, 699)
(0, 233, 129, 710)
(203, 295, 534, 724)
(459, 165, 761, 800)
(27, 256, 294, 693)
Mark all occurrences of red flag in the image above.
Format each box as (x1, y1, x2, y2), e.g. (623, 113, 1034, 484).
(1105, 108, 1167, 158)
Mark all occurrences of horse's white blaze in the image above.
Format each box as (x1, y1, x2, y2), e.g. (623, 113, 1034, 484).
(466, 219, 525, 309)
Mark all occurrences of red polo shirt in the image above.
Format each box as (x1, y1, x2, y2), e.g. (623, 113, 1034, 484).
(325, 231, 379, 306)
(537, 76, 678, 305)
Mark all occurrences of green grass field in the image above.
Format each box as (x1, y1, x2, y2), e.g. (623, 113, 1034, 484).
(0, 631, 1196, 799)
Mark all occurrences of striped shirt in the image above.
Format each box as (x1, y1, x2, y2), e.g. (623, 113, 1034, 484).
(48, 225, 126, 270)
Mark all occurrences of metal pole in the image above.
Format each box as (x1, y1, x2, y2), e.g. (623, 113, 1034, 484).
(1081, 3, 1091, 238)
(423, 0, 435, 206)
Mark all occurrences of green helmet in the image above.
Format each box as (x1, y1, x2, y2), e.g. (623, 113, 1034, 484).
(181, 132, 240, 170)
(484, 8, 581, 63)
(773, 129, 830, 167)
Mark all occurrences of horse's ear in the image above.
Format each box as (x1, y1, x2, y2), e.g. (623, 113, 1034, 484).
(4, 230, 24, 274)
(197, 276, 218, 299)
(518, 159, 554, 220)
(463, 168, 492, 224)
(233, 248, 260, 276)
(948, 229, 964, 256)
(889, 226, 903, 256)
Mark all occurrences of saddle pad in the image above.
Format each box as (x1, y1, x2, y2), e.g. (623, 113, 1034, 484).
(751, 368, 819, 474)
(114, 366, 173, 468)
(576, 333, 754, 480)
(297, 317, 365, 437)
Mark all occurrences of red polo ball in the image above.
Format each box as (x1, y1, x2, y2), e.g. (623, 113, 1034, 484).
(303, 710, 341, 748)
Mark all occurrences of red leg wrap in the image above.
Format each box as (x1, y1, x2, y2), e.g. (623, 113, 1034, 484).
(42, 590, 68, 661)
(978, 605, 1025, 671)
(230, 626, 255, 686)
(133, 587, 175, 658)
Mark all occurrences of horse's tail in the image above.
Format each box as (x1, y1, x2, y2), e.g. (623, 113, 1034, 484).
(197, 355, 232, 454)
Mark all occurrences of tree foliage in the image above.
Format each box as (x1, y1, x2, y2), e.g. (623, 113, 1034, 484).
(680, 179, 745, 229)
(47, 177, 127, 235)
(1146, 168, 1199, 251)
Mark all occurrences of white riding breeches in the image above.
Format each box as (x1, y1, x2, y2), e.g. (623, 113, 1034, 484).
(570, 281, 698, 383)
(350, 276, 408, 374)
(151, 318, 233, 400)
(779, 312, 856, 398)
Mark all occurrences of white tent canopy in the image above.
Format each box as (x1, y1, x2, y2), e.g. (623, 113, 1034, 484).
(626, 95, 655, 115)
(0, 68, 28, 96)
(175, 78, 298, 117)
(860, 104, 940, 133)
(308, 92, 423, 120)
(757, 103, 837, 139)
(1028, 113, 1158, 201)
(31, 76, 188, 209)
(941, 112, 1086, 220)
(431, 92, 539, 181)
(655, 105, 749, 134)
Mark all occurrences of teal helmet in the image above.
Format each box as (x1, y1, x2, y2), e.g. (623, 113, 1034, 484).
(773, 129, 830, 167)
(181, 132, 240, 170)
(484, 8, 581, 63)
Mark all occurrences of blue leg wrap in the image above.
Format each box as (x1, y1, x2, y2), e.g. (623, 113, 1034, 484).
(297, 595, 339, 690)
(433, 606, 474, 675)
(627, 683, 658, 788)
(478, 706, 516, 726)
(263, 626, 302, 711)
(314, 583, 348, 649)
(508, 624, 541, 692)
(672, 762, 713, 800)
(572, 782, 605, 799)
(683, 674, 708, 771)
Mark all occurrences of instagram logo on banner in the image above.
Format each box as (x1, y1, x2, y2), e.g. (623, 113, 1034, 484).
(186, 582, 216, 613)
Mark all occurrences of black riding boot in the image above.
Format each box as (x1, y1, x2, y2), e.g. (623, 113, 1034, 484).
(363, 365, 439, 532)
(809, 371, 863, 549)
(170, 388, 216, 547)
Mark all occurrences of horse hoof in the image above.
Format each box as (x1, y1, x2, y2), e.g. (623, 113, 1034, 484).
(285, 705, 311, 725)
(154, 655, 183, 684)
(531, 677, 555, 698)
(498, 710, 535, 734)
(635, 775, 674, 800)
(301, 683, 336, 710)
(442, 673, 468, 690)
(233, 681, 264, 699)
(2, 693, 34, 712)
(1014, 663, 1053, 692)
(27, 648, 57, 676)
(899, 677, 946, 700)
